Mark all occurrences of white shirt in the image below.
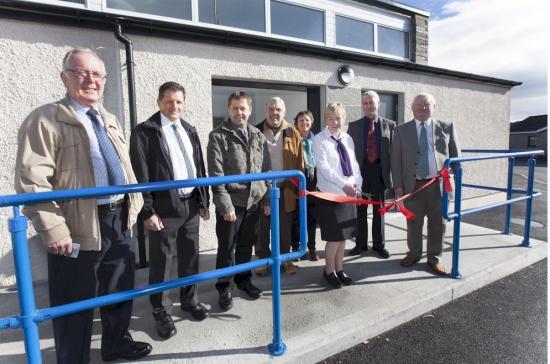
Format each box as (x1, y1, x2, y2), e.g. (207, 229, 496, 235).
(415, 118, 438, 178)
(312, 128, 362, 195)
(70, 98, 125, 205)
(160, 113, 196, 196)
(263, 126, 284, 172)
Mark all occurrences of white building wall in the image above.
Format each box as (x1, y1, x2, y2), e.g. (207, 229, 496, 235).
(0, 19, 512, 286)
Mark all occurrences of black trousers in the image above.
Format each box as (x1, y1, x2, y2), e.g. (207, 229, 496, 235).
(291, 194, 318, 251)
(148, 198, 200, 312)
(215, 204, 259, 289)
(48, 206, 136, 364)
(356, 160, 386, 248)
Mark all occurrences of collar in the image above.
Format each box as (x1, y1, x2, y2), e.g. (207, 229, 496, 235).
(365, 115, 379, 124)
(415, 118, 432, 127)
(69, 97, 94, 114)
(160, 113, 180, 128)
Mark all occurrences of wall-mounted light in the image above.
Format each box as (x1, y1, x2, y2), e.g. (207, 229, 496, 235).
(337, 65, 355, 86)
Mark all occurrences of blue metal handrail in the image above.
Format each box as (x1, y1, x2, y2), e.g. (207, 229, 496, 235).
(0, 170, 308, 363)
(441, 149, 544, 279)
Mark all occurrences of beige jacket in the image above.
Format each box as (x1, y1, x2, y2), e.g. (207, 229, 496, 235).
(14, 96, 143, 251)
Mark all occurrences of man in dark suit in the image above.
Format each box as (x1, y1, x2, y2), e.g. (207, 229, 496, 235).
(130, 82, 210, 340)
(348, 91, 395, 258)
(391, 92, 460, 275)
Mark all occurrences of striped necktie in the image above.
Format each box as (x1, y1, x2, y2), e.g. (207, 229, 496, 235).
(86, 109, 126, 186)
(171, 124, 196, 179)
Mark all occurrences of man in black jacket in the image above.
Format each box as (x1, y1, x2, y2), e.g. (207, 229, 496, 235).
(130, 82, 210, 340)
(348, 90, 395, 259)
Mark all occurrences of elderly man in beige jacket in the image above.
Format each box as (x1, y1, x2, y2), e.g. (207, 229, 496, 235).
(14, 48, 149, 363)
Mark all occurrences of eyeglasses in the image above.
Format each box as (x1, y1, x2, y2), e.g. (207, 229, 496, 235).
(65, 69, 106, 81)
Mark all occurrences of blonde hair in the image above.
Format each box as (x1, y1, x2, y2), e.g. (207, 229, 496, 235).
(324, 102, 346, 120)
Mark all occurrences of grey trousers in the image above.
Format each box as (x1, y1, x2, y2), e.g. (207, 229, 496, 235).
(403, 180, 445, 263)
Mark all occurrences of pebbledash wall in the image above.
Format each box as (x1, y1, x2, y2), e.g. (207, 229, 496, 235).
(0, 1, 517, 287)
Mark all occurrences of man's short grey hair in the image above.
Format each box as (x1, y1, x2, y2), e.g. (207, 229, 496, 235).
(62, 48, 104, 72)
(266, 97, 286, 110)
(362, 90, 380, 102)
(412, 92, 436, 107)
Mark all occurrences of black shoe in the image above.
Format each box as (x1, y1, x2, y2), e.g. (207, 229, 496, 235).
(102, 341, 153, 362)
(336, 270, 353, 286)
(237, 280, 263, 299)
(323, 270, 342, 289)
(372, 245, 390, 259)
(218, 288, 233, 311)
(348, 245, 367, 256)
(181, 303, 209, 321)
(152, 310, 176, 340)
(308, 249, 319, 261)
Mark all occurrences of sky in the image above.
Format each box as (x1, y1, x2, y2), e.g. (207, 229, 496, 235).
(397, 0, 548, 122)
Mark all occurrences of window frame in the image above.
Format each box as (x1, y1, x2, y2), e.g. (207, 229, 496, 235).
(269, 0, 326, 44)
(376, 23, 411, 59)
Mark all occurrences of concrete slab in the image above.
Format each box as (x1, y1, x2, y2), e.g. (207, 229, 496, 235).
(0, 210, 546, 364)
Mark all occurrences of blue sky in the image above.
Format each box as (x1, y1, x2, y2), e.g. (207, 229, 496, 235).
(396, 0, 547, 121)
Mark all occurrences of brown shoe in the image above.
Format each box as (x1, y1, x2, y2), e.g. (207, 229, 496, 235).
(308, 249, 319, 261)
(254, 266, 268, 276)
(400, 254, 420, 267)
(282, 262, 297, 275)
(429, 261, 446, 275)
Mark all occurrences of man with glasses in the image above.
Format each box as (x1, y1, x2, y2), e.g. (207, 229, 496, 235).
(14, 48, 151, 363)
(391, 93, 460, 275)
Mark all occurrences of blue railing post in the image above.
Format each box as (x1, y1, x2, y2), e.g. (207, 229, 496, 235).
(450, 163, 463, 279)
(504, 157, 514, 234)
(522, 156, 536, 247)
(9, 207, 41, 364)
(267, 180, 287, 356)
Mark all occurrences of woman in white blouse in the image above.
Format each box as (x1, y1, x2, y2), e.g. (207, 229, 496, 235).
(312, 102, 362, 289)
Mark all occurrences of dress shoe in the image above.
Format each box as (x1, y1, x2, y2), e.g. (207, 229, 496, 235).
(372, 245, 390, 259)
(400, 254, 420, 267)
(323, 270, 342, 289)
(181, 303, 209, 321)
(348, 245, 367, 256)
(336, 270, 353, 286)
(254, 266, 269, 276)
(152, 310, 176, 340)
(429, 261, 447, 275)
(102, 341, 153, 362)
(218, 288, 233, 311)
(237, 280, 263, 299)
(282, 261, 297, 275)
(308, 249, 319, 261)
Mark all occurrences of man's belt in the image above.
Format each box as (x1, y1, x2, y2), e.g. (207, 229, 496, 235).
(98, 199, 125, 213)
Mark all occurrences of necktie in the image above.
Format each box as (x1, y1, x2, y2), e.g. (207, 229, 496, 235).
(367, 120, 377, 163)
(239, 127, 248, 145)
(171, 124, 196, 179)
(416, 121, 430, 179)
(331, 136, 353, 177)
(86, 109, 126, 186)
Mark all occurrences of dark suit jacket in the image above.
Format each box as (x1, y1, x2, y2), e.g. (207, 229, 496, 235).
(348, 116, 395, 190)
(130, 111, 209, 220)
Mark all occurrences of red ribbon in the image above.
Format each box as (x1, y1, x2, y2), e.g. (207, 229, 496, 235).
(289, 168, 453, 221)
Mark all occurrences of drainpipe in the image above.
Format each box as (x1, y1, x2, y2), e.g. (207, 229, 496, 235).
(114, 21, 137, 130)
(114, 22, 148, 268)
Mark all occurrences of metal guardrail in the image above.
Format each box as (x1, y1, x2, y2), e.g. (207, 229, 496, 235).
(0, 170, 308, 363)
(441, 149, 544, 279)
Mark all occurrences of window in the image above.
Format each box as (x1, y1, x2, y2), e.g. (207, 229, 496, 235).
(106, 0, 192, 20)
(270, 1, 324, 42)
(336, 15, 374, 51)
(528, 135, 537, 147)
(377, 25, 409, 58)
(199, 0, 265, 32)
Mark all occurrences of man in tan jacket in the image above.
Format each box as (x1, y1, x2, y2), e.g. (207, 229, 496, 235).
(14, 48, 149, 363)
(255, 97, 304, 275)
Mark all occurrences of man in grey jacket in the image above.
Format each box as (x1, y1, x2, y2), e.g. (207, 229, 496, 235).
(207, 91, 271, 311)
(391, 93, 460, 275)
(14, 48, 150, 363)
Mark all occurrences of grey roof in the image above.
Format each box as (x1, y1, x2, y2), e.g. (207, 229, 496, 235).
(354, 0, 431, 17)
(510, 115, 547, 133)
